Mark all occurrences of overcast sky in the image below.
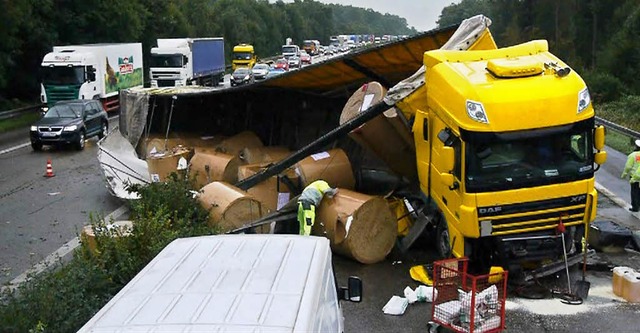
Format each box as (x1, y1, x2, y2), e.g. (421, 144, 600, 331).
(272, 0, 461, 32)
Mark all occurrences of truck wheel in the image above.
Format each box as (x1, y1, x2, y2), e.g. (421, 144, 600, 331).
(436, 218, 451, 258)
(98, 121, 108, 139)
(75, 130, 86, 150)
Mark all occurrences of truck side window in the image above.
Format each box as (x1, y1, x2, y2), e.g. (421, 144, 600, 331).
(452, 136, 462, 179)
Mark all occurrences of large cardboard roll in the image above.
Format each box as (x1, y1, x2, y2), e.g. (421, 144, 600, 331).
(238, 164, 301, 213)
(146, 146, 192, 182)
(189, 151, 240, 189)
(314, 189, 397, 264)
(81, 221, 133, 255)
(216, 131, 263, 156)
(143, 133, 225, 157)
(340, 81, 417, 181)
(294, 148, 355, 189)
(239, 146, 291, 164)
(198, 181, 265, 232)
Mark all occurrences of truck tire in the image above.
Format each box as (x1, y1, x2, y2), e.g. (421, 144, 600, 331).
(436, 217, 452, 258)
(75, 130, 86, 150)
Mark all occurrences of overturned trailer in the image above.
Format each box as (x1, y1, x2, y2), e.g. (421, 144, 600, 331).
(100, 16, 606, 282)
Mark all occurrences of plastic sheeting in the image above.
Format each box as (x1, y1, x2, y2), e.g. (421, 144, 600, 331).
(385, 15, 493, 105)
(97, 126, 150, 199)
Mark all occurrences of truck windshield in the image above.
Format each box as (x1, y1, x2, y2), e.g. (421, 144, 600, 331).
(282, 46, 297, 54)
(463, 119, 594, 193)
(41, 66, 85, 85)
(150, 55, 183, 67)
(233, 52, 252, 60)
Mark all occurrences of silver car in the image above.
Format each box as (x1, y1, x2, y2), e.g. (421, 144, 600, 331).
(252, 63, 270, 80)
(287, 56, 301, 69)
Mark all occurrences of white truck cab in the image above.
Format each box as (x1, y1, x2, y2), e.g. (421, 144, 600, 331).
(77, 234, 361, 332)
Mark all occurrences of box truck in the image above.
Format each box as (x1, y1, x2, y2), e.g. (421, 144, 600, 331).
(282, 44, 300, 59)
(40, 43, 143, 113)
(232, 43, 257, 70)
(77, 235, 362, 332)
(149, 37, 225, 88)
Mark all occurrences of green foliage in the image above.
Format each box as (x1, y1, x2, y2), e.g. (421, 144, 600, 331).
(0, 176, 216, 332)
(596, 95, 640, 133)
(581, 70, 627, 103)
(0, 0, 418, 101)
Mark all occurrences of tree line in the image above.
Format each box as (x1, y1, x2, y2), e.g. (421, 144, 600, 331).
(0, 0, 416, 104)
(3, 0, 636, 107)
(437, 0, 639, 104)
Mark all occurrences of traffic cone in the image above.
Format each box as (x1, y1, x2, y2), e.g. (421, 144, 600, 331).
(44, 159, 55, 177)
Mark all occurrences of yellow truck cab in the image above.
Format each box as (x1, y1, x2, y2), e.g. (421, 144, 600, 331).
(232, 44, 256, 70)
(407, 40, 606, 277)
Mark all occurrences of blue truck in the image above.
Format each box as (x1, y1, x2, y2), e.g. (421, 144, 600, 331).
(149, 38, 225, 87)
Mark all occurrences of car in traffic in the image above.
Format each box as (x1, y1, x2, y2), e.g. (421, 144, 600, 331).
(29, 99, 108, 151)
(287, 56, 301, 69)
(251, 63, 270, 80)
(273, 58, 289, 71)
(300, 51, 312, 65)
(230, 67, 255, 86)
(265, 68, 286, 79)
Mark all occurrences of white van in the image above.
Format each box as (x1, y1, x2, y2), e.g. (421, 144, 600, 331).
(77, 234, 362, 332)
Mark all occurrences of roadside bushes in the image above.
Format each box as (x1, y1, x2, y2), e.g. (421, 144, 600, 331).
(582, 70, 628, 104)
(0, 175, 216, 333)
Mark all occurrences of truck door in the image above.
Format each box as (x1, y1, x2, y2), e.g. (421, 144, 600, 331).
(433, 123, 466, 257)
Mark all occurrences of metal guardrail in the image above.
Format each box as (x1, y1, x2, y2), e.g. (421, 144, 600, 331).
(0, 104, 43, 121)
(595, 116, 640, 140)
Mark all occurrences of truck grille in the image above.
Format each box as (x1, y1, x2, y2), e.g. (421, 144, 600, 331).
(44, 85, 81, 105)
(157, 80, 176, 87)
(478, 194, 588, 236)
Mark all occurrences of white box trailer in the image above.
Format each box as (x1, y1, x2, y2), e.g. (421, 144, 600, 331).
(40, 43, 143, 112)
(149, 37, 226, 87)
(77, 234, 362, 332)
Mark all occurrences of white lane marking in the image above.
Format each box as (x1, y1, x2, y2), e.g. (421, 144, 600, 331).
(0, 115, 119, 156)
(0, 142, 30, 155)
(3, 204, 129, 291)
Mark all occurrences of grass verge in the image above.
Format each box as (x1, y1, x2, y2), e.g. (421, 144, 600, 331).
(0, 111, 41, 134)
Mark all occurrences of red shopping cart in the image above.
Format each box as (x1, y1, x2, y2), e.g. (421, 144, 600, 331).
(427, 258, 508, 333)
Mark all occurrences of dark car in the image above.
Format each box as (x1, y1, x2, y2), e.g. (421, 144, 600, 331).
(30, 99, 108, 151)
(230, 67, 255, 86)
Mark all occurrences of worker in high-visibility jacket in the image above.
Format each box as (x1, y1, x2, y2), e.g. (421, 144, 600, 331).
(297, 180, 338, 236)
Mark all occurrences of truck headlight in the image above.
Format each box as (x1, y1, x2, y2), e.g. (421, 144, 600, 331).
(63, 125, 77, 132)
(577, 87, 591, 114)
(30, 126, 38, 131)
(466, 100, 489, 124)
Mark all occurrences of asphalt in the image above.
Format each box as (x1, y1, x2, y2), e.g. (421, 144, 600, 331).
(594, 146, 640, 231)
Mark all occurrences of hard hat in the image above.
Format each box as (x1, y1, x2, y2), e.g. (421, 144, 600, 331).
(635, 139, 640, 148)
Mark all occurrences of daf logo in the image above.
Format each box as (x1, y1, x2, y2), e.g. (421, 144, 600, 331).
(479, 207, 502, 214)
(570, 195, 586, 203)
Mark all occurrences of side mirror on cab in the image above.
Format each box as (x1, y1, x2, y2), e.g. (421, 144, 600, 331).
(594, 150, 607, 165)
(339, 276, 362, 302)
(87, 66, 96, 82)
(594, 125, 605, 150)
(440, 146, 458, 189)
